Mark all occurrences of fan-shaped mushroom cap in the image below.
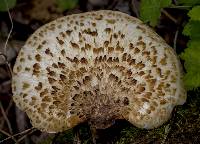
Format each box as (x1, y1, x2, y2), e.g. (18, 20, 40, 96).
(12, 10, 186, 132)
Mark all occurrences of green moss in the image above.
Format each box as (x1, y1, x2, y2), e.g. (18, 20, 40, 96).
(39, 137, 54, 144)
(56, 129, 74, 144)
(116, 126, 145, 144)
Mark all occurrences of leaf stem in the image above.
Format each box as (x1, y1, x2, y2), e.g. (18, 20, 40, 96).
(168, 5, 192, 9)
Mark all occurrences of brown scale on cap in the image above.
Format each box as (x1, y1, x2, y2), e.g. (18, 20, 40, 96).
(12, 10, 186, 133)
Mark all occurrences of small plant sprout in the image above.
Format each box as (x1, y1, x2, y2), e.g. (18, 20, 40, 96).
(12, 10, 186, 133)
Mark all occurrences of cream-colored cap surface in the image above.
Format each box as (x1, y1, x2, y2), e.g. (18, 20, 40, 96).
(12, 10, 186, 132)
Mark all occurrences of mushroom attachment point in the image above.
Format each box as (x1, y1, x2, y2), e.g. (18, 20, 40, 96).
(12, 10, 186, 133)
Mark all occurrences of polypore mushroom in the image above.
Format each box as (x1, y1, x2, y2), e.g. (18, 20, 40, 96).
(12, 10, 186, 133)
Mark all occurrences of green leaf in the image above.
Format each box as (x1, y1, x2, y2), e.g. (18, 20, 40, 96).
(56, 0, 78, 11)
(0, 0, 16, 11)
(180, 5, 200, 90)
(140, 0, 172, 27)
(183, 21, 200, 39)
(188, 6, 200, 21)
(177, 0, 200, 6)
(180, 40, 200, 90)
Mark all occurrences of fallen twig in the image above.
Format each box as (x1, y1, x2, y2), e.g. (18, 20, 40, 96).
(131, 0, 139, 18)
(173, 29, 179, 51)
(1, 0, 14, 78)
(0, 53, 13, 77)
(0, 129, 18, 143)
(0, 98, 13, 129)
(0, 102, 13, 135)
(3, 0, 14, 55)
(17, 128, 37, 143)
(161, 9, 178, 24)
(0, 127, 35, 143)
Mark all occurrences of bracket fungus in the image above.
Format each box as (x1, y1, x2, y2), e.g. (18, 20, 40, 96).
(12, 10, 186, 133)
